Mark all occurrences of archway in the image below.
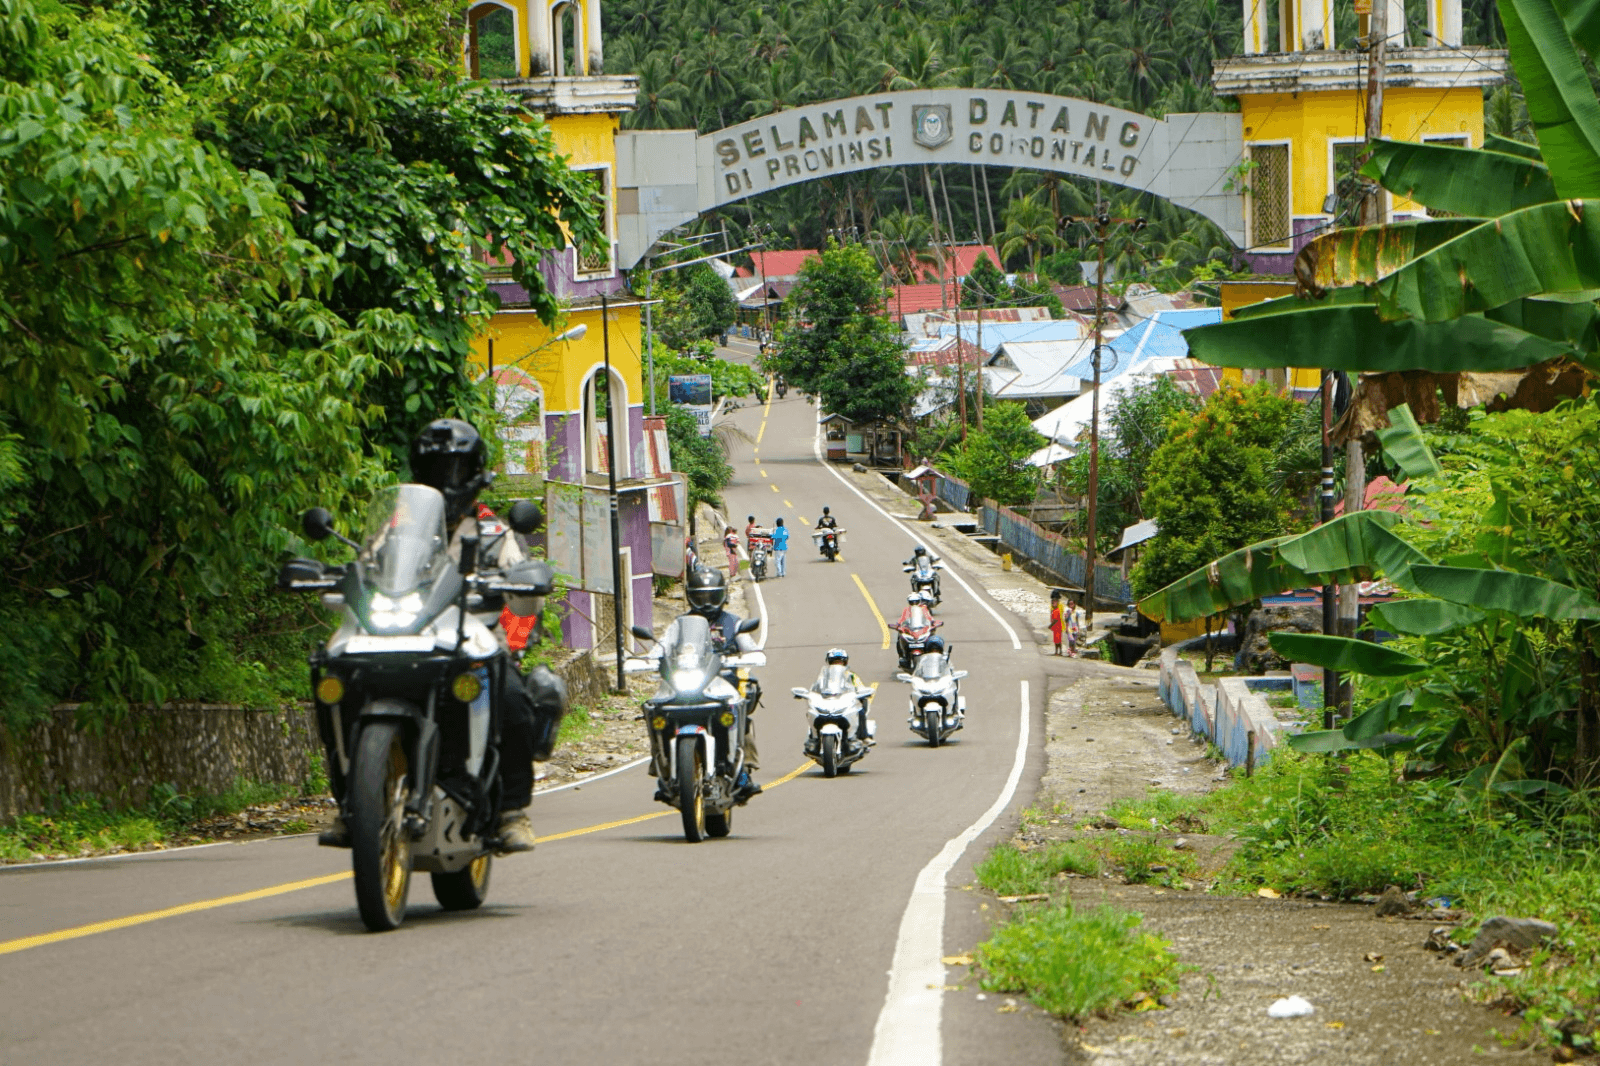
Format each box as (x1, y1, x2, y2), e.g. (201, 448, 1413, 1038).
(579, 364, 629, 481)
(466, 2, 519, 79)
(492, 368, 546, 477)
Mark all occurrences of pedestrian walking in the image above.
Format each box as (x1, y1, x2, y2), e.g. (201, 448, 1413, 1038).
(771, 517, 789, 577)
(724, 526, 740, 578)
(1049, 590, 1066, 656)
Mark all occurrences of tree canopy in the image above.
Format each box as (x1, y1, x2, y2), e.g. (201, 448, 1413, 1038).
(942, 402, 1046, 507)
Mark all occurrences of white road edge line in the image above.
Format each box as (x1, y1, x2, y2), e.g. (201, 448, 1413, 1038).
(811, 423, 1021, 651)
(536, 755, 652, 796)
(867, 679, 1031, 1066)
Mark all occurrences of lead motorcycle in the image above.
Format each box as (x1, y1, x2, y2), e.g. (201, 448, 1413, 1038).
(626, 616, 765, 842)
(896, 643, 968, 747)
(279, 485, 550, 931)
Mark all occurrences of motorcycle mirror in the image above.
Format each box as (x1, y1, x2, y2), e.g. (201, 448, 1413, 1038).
(951, 670, 969, 680)
(895, 672, 913, 682)
(790, 687, 809, 698)
(302, 507, 335, 542)
(457, 532, 479, 576)
(736, 617, 761, 635)
(508, 499, 543, 535)
(630, 624, 655, 641)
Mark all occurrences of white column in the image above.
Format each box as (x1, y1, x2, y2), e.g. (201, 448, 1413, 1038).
(584, 0, 604, 75)
(527, 0, 551, 76)
(1427, 0, 1461, 46)
(1385, 0, 1407, 46)
(1297, 0, 1334, 48)
(1243, 0, 1266, 54)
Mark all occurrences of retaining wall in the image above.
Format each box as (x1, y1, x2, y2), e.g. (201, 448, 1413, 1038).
(1158, 648, 1286, 770)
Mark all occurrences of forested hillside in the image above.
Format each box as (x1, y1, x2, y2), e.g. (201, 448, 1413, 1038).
(604, 0, 1509, 270)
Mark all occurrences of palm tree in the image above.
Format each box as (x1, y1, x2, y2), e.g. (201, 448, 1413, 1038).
(871, 210, 939, 284)
(626, 55, 688, 130)
(997, 194, 1062, 275)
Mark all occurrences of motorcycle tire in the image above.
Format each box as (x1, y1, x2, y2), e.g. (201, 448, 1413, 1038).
(677, 736, 706, 843)
(707, 804, 733, 838)
(350, 721, 413, 931)
(821, 733, 839, 778)
(924, 709, 942, 748)
(431, 854, 492, 911)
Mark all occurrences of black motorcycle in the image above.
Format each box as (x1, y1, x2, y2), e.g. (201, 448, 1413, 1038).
(813, 527, 844, 561)
(279, 485, 549, 931)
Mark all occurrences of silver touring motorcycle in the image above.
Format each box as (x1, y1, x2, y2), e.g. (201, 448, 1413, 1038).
(279, 484, 550, 931)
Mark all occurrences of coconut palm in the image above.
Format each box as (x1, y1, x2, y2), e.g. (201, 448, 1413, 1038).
(997, 194, 1062, 275)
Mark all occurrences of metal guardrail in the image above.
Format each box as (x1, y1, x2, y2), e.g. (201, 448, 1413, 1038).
(933, 473, 1132, 605)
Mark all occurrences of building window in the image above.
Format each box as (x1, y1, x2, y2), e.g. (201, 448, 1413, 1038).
(1248, 142, 1292, 250)
(467, 4, 517, 80)
(573, 166, 614, 277)
(553, 2, 580, 77)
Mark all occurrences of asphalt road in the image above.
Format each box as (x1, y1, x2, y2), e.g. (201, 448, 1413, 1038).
(0, 381, 1070, 1066)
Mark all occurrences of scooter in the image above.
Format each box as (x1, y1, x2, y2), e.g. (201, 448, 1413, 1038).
(813, 527, 845, 561)
(793, 669, 875, 778)
(749, 532, 772, 582)
(775, 377, 788, 399)
(891, 592, 943, 670)
(896, 645, 967, 747)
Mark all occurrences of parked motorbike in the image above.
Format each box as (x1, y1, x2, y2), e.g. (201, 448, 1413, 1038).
(792, 668, 875, 778)
(278, 485, 550, 931)
(626, 616, 765, 842)
(749, 531, 772, 582)
(813, 527, 845, 561)
(891, 592, 944, 671)
(903, 553, 944, 604)
(896, 645, 967, 747)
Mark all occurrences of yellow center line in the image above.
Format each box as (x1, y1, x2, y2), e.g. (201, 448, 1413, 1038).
(760, 469, 768, 477)
(0, 760, 819, 957)
(851, 572, 892, 649)
(784, 500, 794, 509)
(764, 376, 774, 416)
(770, 484, 779, 492)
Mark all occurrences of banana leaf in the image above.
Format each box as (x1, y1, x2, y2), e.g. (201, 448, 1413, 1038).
(1360, 139, 1557, 217)
(1373, 199, 1600, 323)
(1229, 286, 1371, 321)
(1500, 0, 1600, 197)
(1137, 511, 1427, 623)
(1373, 403, 1443, 478)
(1365, 598, 1487, 634)
(1484, 294, 1600, 350)
(1295, 219, 1485, 294)
(1287, 690, 1422, 753)
(1556, 0, 1600, 93)
(1183, 307, 1576, 373)
(1267, 632, 1430, 675)
(1486, 133, 1544, 161)
(1409, 564, 1600, 619)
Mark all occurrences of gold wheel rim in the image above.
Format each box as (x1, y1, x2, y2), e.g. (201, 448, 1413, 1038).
(468, 854, 490, 890)
(691, 751, 705, 835)
(379, 739, 410, 914)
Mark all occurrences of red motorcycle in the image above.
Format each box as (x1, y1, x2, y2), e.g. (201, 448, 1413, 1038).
(891, 593, 943, 670)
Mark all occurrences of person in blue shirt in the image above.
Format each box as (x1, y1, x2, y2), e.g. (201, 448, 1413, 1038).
(771, 517, 790, 577)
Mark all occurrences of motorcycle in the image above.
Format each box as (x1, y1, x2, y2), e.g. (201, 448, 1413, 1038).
(279, 485, 550, 931)
(813, 527, 845, 562)
(891, 592, 944, 671)
(775, 378, 788, 399)
(903, 554, 944, 604)
(625, 616, 765, 842)
(792, 668, 875, 778)
(896, 647, 968, 747)
(749, 531, 772, 582)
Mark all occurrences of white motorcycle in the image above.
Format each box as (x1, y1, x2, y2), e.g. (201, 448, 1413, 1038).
(792, 663, 875, 777)
(903, 553, 944, 604)
(896, 644, 967, 747)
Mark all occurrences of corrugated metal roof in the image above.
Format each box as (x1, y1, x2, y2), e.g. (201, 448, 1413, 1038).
(940, 319, 1087, 355)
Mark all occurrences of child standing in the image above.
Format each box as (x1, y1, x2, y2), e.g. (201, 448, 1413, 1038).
(724, 526, 740, 577)
(1049, 590, 1066, 656)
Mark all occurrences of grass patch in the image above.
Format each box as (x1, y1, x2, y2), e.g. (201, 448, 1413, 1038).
(555, 702, 601, 749)
(1100, 834, 1199, 887)
(0, 778, 308, 863)
(1105, 790, 1208, 831)
(976, 900, 1183, 1020)
(976, 841, 1100, 896)
(1195, 750, 1600, 1048)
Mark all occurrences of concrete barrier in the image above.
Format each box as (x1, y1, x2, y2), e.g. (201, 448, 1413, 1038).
(1157, 648, 1285, 770)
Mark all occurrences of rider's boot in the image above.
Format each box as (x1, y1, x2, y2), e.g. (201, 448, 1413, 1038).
(734, 767, 763, 803)
(497, 808, 537, 853)
(318, 814, 350, 848)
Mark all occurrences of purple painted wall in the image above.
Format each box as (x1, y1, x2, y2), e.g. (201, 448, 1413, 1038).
(537, 251, 630, 303)
(627, 405, 645, 479)
(544, 409, 582, 482)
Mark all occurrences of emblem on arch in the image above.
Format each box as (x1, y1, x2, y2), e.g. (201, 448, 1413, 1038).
(912, 105, 952, 149)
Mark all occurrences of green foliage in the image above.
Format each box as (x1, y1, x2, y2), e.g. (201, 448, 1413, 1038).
(653, 262, 738, 351)
(1131, 383, 1298, 597)
(770, 243, 917, 423)
(976, 900, 1182, 1020)
(0, 0, 594, 719)
(648, 343, 763, 405)
(664, 406, 733, 513)
(961, 253, 1012, 308)
(941, 402, 1045, 506)
(976, 841, 1100, 895)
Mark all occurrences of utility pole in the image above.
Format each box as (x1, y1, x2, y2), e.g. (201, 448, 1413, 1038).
(643, 255, 655, 415)
(975, 275, 985, 432)
(1083, 204, 1109, 625)
(1320, 370, 1339, 731)
(600, 293, 626, 693)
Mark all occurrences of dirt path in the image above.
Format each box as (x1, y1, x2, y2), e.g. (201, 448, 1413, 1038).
(989, 674, 1539, 1065)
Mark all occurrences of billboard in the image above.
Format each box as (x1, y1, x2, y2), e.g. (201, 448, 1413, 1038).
(669, 373, 714, 436)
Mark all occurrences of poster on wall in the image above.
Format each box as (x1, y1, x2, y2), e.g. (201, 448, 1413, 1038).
(669, 373, 713, 437)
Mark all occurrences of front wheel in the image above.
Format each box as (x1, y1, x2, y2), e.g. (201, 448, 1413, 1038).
(706, 804, 733, 838)
(924, 709, 942, 748)
(677, 736, 706, 843)
(821, 733, 839, 777)
(431, 854, 491, 911)
(350, 721, 413, 931)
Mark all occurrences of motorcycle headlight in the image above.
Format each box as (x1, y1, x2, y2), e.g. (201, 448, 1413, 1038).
(671, 669, 707, 694)
(369, 590, 424, 630)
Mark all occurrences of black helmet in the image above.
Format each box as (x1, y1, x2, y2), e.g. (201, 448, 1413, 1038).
(822, 506, 831, 515)
(825, 648, 849, 665)
(913, 545, 927, 557)
(410, 419, 490, 522)
(685, 567, 727, 616)
(924, 635, 946, 656)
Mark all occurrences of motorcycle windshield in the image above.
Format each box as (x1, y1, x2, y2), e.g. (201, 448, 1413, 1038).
(815, 664, 852, 697)
(662, 614, 718, 695)
(913, 654, 948, 681)
(358, 484, 450, 598)
(903, 608, 932, 632)
(915, 560, 933, 579)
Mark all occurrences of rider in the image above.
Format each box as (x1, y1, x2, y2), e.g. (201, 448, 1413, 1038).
(317, 418, 561, 854)
(894, 592, 938, 671)
(813, 648, 873, 743)
(815, 506, 837, 531)
(654, 567, 762, 801)
(904, 544, 942, 602)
